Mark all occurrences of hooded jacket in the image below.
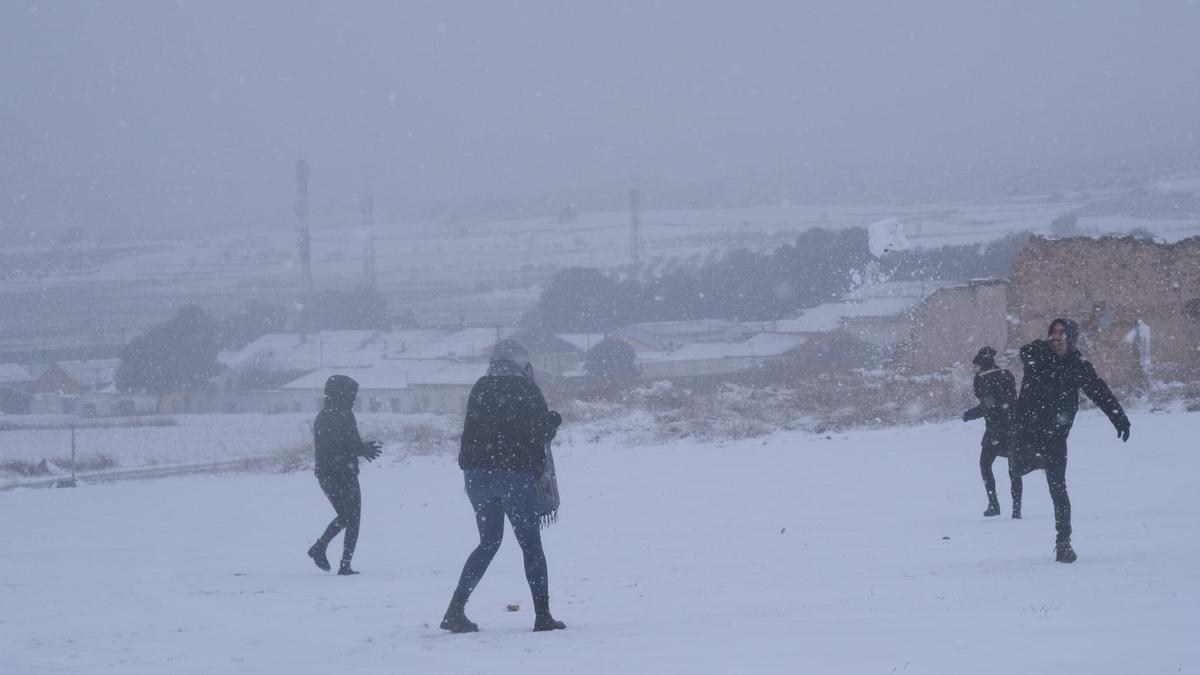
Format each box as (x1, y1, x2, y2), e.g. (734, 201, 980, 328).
(963, 367, 1017, 432)
(314, 375, 367, 477)
(458, 360, 557, 474)
(1012, 339, 1128, 448)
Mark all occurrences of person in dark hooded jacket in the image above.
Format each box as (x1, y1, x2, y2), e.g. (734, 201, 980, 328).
(1011, 318, 1130, 563)
(961, 346, 1019, 518)
(441, 338, 565, 633)
(306, 375, 382, 575)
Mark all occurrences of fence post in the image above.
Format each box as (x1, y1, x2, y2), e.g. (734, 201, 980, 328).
(54, 426, 79, 488)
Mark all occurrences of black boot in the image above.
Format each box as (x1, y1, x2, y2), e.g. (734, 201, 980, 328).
(337, 561, 359, 575)
(983, 502, 1001, 517)
(532, 595, 566, 632)
(1055, 541, 1077, 563)
(1011, 501, 1022, 520)
(440, 592, 479, 633)
(307, 543, 331, 571)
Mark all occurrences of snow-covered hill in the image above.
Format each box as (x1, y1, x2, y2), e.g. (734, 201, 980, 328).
(3, 405, 1197, 673)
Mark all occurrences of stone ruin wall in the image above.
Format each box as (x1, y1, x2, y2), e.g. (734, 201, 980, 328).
(1007, 236, 1200, 390)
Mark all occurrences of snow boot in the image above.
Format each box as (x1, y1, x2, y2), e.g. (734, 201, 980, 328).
(1011, 501, 1022, 520)
(983, 502, 1001, 517)
(1055, 541, 1077, 563)
(441, 592, 479, 633)
(532, 595, 566, 632)
(337, 561, 359, 575)
(307, 543, 331, 571)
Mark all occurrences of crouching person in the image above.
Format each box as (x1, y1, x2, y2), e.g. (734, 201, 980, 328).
(441, 339, 566, 633)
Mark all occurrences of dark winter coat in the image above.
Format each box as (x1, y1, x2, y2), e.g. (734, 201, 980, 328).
(1012, 339, 1129, 453)
(964, 367, 1016, 453)
(964, 368, 1017, 427)
(459, 372, 558, 475)
(314, 388, 367, 478)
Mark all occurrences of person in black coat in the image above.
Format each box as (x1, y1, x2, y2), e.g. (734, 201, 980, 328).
(441, 339, 566, 633)
(306, 375, 382, 575)
(1011, 318, 1130, 563)
(961, 346, 1019, 518)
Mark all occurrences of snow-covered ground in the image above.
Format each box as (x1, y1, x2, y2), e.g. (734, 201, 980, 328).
(3, 405, 1197, 673)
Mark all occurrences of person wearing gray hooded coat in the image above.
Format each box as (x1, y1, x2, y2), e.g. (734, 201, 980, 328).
(441, 339, 565, 633)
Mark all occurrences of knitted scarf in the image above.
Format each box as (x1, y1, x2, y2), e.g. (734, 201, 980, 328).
(537, 440, 560, 528)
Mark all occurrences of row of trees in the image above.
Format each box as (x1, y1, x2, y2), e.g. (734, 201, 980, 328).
(116, 227, 1032, 394)
(115, 285, 393, 394)
(524, 228, 1031, 332)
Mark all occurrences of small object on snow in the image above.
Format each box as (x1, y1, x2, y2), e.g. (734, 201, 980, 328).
(506, 604, 521, 612)
(780, 527, 787, 534)
(941, 536, 950, 540)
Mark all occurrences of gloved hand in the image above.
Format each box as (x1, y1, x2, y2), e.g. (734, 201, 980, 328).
(961, 411, 971, 422)
(362, 440, 383, 461)
(1114, 418, 1130, 443)
(548, 410, 563, 427)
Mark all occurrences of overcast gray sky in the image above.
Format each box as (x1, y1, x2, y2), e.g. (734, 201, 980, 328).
(2, 1, 1198, 240)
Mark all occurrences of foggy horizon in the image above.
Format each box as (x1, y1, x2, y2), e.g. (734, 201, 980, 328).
(3, 1, 1199, 242)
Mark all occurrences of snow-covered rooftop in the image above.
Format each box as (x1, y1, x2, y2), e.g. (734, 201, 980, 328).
(222, 331, 385, 372)
(54, 359, 120, 386)
(556, 333, 608, 352)
(280, 359, 487, 390)
(0, 363, 32, 383)
(379, 329, 447, 357)
(410, 327, 514, 360)
(637, 333, 807, 362)
(771, 297, 923, 333)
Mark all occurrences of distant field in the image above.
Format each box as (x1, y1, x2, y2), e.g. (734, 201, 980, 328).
(2, 191, 1197, 354)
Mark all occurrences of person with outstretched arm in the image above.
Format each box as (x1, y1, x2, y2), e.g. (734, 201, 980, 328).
(1010, 319, 1130, 563)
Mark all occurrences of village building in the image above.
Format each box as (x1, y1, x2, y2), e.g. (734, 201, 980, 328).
(891, 279, 1010, 374)
(25, 358, 131, 415)
(0, 363, 34, 414)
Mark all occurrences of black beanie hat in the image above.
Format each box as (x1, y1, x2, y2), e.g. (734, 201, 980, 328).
(1048, 318, 1080, 347)
(972, 346, 997, 369)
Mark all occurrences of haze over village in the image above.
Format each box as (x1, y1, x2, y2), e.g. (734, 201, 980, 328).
(2, 2, 1200, 673)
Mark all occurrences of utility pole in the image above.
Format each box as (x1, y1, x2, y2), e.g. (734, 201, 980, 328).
(361, 192, 377, 290)
(628, 177, 643, 274)
(295, 159, 313, 296)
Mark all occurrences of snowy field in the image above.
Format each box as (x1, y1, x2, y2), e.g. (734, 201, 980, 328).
(0, 413, 457, 479)
(3, 406, 1198, 674)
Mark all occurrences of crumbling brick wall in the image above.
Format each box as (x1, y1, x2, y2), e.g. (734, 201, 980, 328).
(1007, 236, 1200, 390)
(893, 280, 1009, 374)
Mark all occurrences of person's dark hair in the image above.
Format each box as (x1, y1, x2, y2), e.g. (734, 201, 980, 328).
(1048, 318, 1080, 347)
(972, 346, 997, 370)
